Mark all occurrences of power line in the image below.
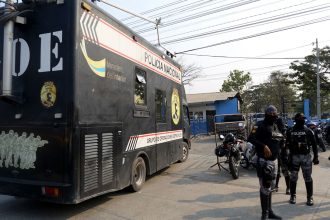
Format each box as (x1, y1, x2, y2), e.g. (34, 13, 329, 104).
(196, 67, 290, 81)
(179, 53, 304, 60)
(126, 0, 215, 26)
(176, 16, 330, 54)
(135, 0, 260, 33)
(129, 0, 227, 28)
(142, 0, 287, 38)
(192, 39, 330, 69)
(121, 0, 189, 22)
(197, 69, 290, 81)
(202, 63, 290, 75)
(148, 0, 319, 43)
(159, 4, 330, 45)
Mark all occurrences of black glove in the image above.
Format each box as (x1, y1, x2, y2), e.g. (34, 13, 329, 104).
(313, 156, 319, 165)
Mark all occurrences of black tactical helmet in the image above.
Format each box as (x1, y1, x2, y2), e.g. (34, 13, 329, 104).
(265, 105, 278, 115)
(224, 133, 236, 143)
(294, 113, 306, 121)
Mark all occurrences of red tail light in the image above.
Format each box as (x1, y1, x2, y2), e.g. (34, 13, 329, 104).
(42, 186, 60, 197)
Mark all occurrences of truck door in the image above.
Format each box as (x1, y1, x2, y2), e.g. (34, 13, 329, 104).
(155, 89, 169, 170)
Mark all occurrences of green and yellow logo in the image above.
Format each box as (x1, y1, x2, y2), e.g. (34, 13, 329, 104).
(171, 88, 180, 125)
(80, 39, 106, 77)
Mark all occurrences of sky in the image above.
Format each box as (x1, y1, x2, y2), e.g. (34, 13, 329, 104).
(51, 1, 330, 94)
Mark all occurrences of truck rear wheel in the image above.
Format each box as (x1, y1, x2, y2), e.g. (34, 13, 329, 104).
(130, 157, 146, 192)
(179, 142, 189, 162)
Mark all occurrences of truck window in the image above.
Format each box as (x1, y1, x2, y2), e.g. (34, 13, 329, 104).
(134, 68, 147, 106)
(183, 105, 190, 125)
(223, 115, 245, 122)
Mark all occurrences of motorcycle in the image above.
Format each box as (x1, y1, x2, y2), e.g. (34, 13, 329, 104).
(212, 133, 242, 179)
(307, 122, 326, 152)
(319, 121, 330, 147)
(241, 142, 258, 169)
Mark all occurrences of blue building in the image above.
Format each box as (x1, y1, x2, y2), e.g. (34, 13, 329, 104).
(187, 92, 241, 135)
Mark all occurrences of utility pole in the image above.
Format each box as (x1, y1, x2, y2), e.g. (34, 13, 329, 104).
(316, 39, 321, 119)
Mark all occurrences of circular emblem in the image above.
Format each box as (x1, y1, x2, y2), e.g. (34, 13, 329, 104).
(171, 88, 180, 125)
(40, 81, 56, 108)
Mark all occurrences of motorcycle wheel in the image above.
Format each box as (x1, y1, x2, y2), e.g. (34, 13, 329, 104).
(242, 148, 252, 169)
(319, 139, 326, 152)
(229, 155, 239, 179)
(240, 153, 250, 169)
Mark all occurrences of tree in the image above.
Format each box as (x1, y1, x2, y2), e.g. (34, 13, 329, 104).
(180, 62, 202, 85)
(220, 70, 252, 93)
(267, 71, 298, 112)
(289, 46, 330, 115)
(242, 71, 298, 113)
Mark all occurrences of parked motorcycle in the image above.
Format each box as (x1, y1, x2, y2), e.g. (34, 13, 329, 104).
(241, 142, 258, 169)
(319, 121, 330, 147)
(307, 122, 326, 152)
(213, 133, 242, 179)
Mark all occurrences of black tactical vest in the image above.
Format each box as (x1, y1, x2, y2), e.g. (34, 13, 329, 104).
(290, 127, 310, 154)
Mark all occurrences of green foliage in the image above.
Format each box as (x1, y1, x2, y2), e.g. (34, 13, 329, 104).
(241, 71, 298, 113)
(220, 70, 252, 93)
(289, 46, 330, 115)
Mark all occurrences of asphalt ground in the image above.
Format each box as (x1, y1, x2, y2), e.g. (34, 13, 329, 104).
(181, 135, 330, 220)
(0, 135, 329, 220)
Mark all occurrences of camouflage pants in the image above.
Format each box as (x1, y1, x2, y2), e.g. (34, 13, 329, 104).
(278, 154, 290, 178)
(290, 154, 313, 183)
(258, 158, 278, 196)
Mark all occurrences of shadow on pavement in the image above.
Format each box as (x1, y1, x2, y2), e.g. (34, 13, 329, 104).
(0, 189, 132, 219)
(170, 162, 258, 186)
(178, 191, 258, 204)
(181, 191, 330, 220)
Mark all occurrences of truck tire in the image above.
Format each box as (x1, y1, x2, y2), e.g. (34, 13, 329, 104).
(130, 157, 146, 192)
(179, 142, 189, 162)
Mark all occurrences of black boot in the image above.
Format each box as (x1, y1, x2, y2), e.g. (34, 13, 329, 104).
(305, 181, 314, 206)
(285, 176, 290, 195)
(274, 174, 280, 192)
(268, 192, 282, 219)
(260, 192, 269, 220)
(289, 181, 296, 204)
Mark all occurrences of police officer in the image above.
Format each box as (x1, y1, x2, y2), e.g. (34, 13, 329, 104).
(250, 105, 283, 220)
(286, 113, 319, 206)
(273, 117, 290, 195)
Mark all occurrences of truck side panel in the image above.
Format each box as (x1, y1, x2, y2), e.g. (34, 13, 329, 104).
(0, 2, 76, 203)
(75, 2, 184, 200)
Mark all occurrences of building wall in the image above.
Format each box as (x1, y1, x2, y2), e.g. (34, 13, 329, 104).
(215, 98, 239, 115)
(189, 104, 215, 120)
(188, 98, 239, 135)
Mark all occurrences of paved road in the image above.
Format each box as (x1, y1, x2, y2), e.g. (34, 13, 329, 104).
(0, 135, 329, 219)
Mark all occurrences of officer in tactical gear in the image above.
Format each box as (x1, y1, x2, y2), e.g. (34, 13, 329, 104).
(286, 113, 319, 206)
(273, 117, 290, 195)
(250, 105, 283, 220)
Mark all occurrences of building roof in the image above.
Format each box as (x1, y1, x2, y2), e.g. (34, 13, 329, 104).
(187, 92, 238, 104)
